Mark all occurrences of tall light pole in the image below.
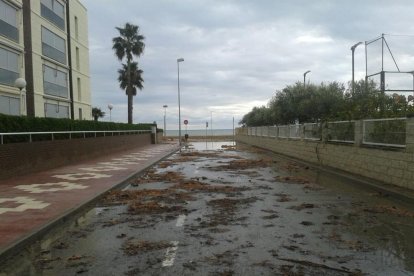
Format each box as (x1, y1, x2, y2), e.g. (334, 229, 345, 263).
(351, 42, 363, 94)
(303, 70, 311, 88)
(210, 111, 213, 142)
(108, 104, 113, 122)
(15, 78, 26, 115)
(409, 71, 414, 99)
(177, 58, 184, 150)
(163, 105, 168, 137)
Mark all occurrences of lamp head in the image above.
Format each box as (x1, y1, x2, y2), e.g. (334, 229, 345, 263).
(15, 78, 27, 90)
(304, 70, 311, 75)
(163, 105, 168, 108)
(108, 104, 113, 110)
(177, 58, 184, 62)
(351, 41, 363, 51)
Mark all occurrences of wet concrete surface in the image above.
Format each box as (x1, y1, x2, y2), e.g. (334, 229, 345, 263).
(1, 141, 414, 275)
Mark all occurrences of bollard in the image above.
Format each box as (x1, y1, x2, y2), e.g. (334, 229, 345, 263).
(151, 125, 157, 144)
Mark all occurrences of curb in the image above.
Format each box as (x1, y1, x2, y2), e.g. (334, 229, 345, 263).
(0, 146, 179, 265)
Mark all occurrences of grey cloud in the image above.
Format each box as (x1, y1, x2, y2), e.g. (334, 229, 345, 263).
(82, 0, 414, 128)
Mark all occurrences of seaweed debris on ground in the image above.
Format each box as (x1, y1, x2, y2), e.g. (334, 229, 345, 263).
(122, 240, 172, 256)
(128, 201, 183, 214)
(274, 175, 311, 185)
(207, 158, 272, 171)
(131, 170, 185, 185)
(172, 180, 250, 194)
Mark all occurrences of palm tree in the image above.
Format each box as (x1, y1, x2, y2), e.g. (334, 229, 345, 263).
(92, 107, 105, 121)
(112, 23, 145, 124)
(118, 62, 144, 95)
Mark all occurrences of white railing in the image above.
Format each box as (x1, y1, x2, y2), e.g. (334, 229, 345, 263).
(363, 118, 406, 148)
(0, 130, 151, 145)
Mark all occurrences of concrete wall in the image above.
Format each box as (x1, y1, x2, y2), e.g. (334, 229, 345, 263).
(0, 133, 151, 180)
(236, 118, 414, 190)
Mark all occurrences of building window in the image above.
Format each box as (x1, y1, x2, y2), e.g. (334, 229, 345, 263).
(74, 16, 79, 39)
(41, 27, 66, 64)
(78, 108, 82, 120)
(77, 77, 81, 101)
(0, 95, 19, 115)
(0, 0, 18, 42)
(43, 65, 68, 98)
(0, 47, 19, 86)
(75, 47, 80, 70)
(40, 0, 65, 30)
(44, 102, 69, 118)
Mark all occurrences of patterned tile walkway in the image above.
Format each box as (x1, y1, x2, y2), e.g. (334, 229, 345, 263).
(0, 142, 178, 254)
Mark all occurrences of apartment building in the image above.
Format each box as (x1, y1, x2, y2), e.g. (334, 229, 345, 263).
(0, 0, 92, 119)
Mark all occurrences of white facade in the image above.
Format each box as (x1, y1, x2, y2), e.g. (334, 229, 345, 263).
(0, 0, 92, 119)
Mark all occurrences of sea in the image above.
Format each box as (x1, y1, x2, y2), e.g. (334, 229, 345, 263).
(165, 128, 234, 137)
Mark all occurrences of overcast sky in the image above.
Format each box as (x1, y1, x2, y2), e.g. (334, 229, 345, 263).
(81, 0, 414, 130)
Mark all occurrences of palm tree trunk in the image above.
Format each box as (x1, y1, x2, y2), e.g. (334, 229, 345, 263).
(127, 59, 133, 124)
(128, 92, 133, 124)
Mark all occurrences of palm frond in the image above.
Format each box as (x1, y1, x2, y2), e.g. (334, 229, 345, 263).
(117, 62, 144, 95)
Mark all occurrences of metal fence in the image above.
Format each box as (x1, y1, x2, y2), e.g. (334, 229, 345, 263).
(289, 124, 301, 139)
(278, 125, 289, 138)
(363, 118, 406, 148)
(303, 123, 321, 140)
(262, 126, 269, 137)
(239, 117, 409, 148)
(326, 121, 355, 143)
(269, 126, 277, 137)
(0, 130, 151, 145)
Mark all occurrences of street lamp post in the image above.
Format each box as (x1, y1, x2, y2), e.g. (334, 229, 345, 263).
(15, 78, 26, 115)
(351, 42, 363, 94)
(409, 71, 414, 99)
(163, 105, 168, 137)
(303, 70, 311, 88)
(177, 58, 184, 151)
(210, 111, 213, 143)
(108, 104, 113, 122)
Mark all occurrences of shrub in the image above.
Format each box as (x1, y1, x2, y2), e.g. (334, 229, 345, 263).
(0, 114, 155, 143)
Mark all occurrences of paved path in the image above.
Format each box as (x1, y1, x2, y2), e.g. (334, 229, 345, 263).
(2, 142, 413, 275)
(0, 142, 178, 257)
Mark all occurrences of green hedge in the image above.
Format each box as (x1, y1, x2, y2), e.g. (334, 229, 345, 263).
(0, 114, 158, 143)
(0, 114, 155, 133)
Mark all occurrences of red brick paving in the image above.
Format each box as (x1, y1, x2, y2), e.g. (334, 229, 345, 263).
(0, 142, 178, 254)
